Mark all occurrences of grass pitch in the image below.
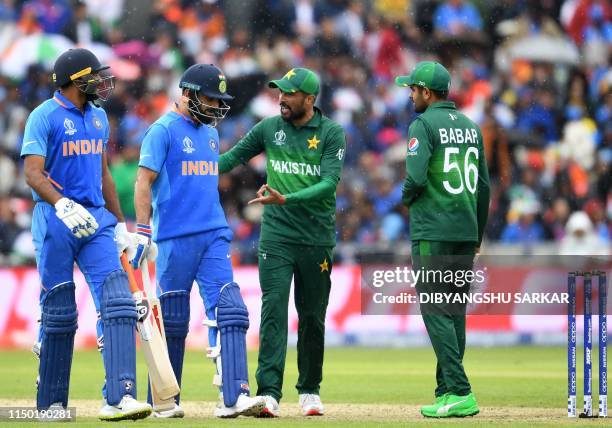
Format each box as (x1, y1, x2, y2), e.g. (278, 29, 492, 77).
(0, 346, 605, 426)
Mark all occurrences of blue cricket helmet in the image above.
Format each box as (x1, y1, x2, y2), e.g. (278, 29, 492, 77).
(179, 64, 233, 126)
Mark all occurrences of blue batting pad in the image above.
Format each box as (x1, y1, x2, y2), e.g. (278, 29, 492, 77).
(147, 291, 189, 405)
(100, 270, 138, 405)
(217, 282, 250, 407)
(37, 282, 78, 410)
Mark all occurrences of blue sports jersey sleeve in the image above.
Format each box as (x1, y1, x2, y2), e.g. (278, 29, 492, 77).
(21, 107, 50, 158)
(139, 124, 170, 173)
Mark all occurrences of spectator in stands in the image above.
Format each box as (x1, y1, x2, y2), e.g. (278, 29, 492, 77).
(0, 0, 16, 22)
(433, 0, 483, 37)
(21, 0, 72, 34)
(559, 211, 609, 256)
(64, 1, 104, 44)
(0, 197, 22, 260)
(501, 197, 545, 244)
(516, 87, 559, 144)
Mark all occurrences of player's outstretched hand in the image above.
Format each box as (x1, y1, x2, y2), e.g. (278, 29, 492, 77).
(248, 184, 286, 205)
(130, 223, 152, 269)
(54, 197, 99, 238)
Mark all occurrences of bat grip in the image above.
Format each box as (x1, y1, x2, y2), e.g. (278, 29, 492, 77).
(120, 252, 141, 293)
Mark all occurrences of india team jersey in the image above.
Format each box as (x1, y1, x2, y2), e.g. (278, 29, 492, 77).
(139, 109, 228, 242)
(21, 91, 109, 207)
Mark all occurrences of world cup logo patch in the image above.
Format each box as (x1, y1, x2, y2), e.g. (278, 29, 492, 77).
(209, 138, 217, 152)
(64, 118, 77, 136)
(183, 136, 195, 154)
(274, 129, 286, 146)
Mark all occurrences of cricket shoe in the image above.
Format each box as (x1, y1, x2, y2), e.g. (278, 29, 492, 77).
(153, 403, 184, 418)
(419, 393, 448, 416)
(214, 394, 266, 418)
(99, 395, 152, 421)
(299, 394, 324, 416)
(257, 395, 280, 418)
(421, 392, 479, 418)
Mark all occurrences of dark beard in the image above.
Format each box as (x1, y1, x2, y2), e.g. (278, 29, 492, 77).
(414, 102, 426, 113)
(281, 106, 307, 122)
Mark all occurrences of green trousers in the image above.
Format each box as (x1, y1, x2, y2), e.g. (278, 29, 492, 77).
(412, 240, 476, 397)
(255, 240, 333, 402)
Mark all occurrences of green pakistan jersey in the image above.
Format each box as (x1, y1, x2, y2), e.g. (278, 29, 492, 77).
(219, 107, 346, 246)
(403, 101, 490, 244)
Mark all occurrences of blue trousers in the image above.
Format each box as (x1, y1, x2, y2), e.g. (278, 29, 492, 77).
(156, 227, 234, 343)
(33, 202, 119, 336)
(32, 202, 120, 398)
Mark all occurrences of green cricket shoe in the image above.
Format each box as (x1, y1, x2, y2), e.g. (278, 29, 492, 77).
(420, 392, 479, 418)
(419, 393, 448, 416)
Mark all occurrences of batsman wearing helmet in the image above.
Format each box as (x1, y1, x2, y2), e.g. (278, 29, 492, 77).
(133, 64, 265, 418)
(219, 68, 346, 417)
(21, 48, 151, 420)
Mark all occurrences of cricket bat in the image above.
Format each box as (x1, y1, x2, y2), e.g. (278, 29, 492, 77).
(141, 261, 178, 411)
(120, 253, 179, 402)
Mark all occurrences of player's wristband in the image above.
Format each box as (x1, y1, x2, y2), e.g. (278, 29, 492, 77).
(136, 223, 152, 239)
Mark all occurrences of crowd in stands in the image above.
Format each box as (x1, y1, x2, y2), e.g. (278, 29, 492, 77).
(0, 0, 610, 264)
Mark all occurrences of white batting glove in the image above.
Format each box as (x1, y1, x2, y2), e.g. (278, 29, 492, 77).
(54, 197, 98, 238)
(147, 241, 158, 262)
(114, 222, 132, 255)
(130, 223, 151, 269)
(126, 232, 157, 262)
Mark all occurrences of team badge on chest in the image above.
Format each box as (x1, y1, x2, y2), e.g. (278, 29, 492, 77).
(307, 134, 320, 150)
(92, 116, 103, 129)
(209, 138, 217, 152)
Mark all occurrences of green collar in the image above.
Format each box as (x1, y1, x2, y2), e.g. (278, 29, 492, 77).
(427, 101, 456, 111)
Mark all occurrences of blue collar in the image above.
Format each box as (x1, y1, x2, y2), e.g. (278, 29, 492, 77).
(172, 103, 199, 128)
(53, 90, 91, 113)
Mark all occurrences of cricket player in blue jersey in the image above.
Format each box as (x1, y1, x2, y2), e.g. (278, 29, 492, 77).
(132, 64, 265, 418)
(21, 48, 151, 421)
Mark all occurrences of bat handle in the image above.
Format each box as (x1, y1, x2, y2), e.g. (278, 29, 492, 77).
(141, 260, 156, 297)
(120, 252, 140, 293)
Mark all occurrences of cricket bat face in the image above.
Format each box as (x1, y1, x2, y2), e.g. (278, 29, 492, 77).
(133, 290, 179, 401)
(148, 297, 177, 410)
(120, 254, 179, 401)
(139, 321, 179, 400)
